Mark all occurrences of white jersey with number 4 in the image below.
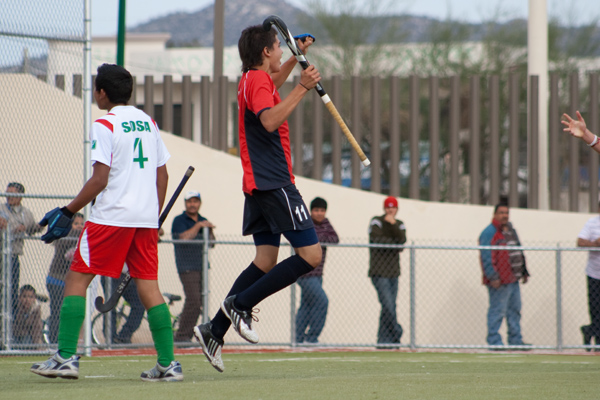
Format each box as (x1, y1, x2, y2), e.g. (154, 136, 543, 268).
(89, 105, 170, 228)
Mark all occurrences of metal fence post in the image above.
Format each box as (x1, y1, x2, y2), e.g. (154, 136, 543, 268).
(1, 229, 11, 350)
(202, 227, 210, 324)
(104, 277, 113, 348)
(555, 243, 563, 351)
(410, 242, 416, 350)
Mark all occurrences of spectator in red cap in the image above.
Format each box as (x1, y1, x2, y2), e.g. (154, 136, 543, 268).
(368, 196, 406, 348)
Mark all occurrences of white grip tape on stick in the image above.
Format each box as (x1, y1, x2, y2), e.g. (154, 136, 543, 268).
(319, 94, 331, 104)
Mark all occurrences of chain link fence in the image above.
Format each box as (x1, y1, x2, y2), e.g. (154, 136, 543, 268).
(1, 0, 86, 353)
(1, 229, 597, 354)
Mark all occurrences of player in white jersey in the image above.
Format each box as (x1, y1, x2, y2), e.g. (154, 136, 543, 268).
(31, 64, 182, 382)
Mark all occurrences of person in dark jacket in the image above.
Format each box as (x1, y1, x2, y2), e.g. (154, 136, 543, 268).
(479, 203, 530, 349)
(295, 197, 339, 344)
(171, 190, 215, 342)
(368, 196, 407, 346)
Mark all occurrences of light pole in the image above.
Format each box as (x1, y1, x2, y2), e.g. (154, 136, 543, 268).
(528, 0, 549, 209)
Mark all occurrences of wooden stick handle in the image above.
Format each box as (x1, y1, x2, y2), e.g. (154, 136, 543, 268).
(323, 100, 371, 166)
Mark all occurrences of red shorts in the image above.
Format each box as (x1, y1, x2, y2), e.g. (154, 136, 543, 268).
(70, 221, 159, 280)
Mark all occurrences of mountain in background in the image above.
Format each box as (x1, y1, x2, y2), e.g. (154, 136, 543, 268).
(128, 0, 479, 47)
(130, 0, 308, 47)
(128, 0, 600, 57)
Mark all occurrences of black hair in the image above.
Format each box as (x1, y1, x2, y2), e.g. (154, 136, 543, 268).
(7, 182, 25, 193)
(19, 284, 36, 295)
(238, 25, 278, 73)
(95, 63, 133, 104)
(310, 197, 328, 210)
(494, 203, 509, 213)
(74, 212, 84, 220)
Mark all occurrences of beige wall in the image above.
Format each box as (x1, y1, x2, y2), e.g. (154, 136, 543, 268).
(2, 74, 594, 347)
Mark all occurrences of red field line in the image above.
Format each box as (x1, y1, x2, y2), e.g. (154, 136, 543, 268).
(91, 346, 597, 358)
(91, 346, 385, 357)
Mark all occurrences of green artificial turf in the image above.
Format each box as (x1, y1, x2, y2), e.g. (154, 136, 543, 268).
(3, 351, 600, 400)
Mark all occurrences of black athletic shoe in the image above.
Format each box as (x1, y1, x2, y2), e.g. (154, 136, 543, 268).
(220, 295, 259, 344)
(194, 323, 225, 372)
(581, 325, 592, 352)
(509, 342, 532, 351)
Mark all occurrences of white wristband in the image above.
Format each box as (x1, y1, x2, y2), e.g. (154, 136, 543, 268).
(588, 135, 599, 147)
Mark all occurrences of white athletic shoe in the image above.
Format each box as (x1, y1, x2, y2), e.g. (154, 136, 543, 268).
(220, 295, 259, 344)
(30, 352, 80, 379)
(194, 322, 225, 372)
(140, 360, 184, 382)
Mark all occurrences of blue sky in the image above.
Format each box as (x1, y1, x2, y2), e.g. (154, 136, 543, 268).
(92, 0, 599, 36)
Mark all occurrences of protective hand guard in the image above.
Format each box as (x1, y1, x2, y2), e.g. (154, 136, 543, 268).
(293, 33, 315, 43)
(39, 207, 74, 244)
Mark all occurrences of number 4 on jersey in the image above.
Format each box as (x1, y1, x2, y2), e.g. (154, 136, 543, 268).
(133, 138, 148, 168)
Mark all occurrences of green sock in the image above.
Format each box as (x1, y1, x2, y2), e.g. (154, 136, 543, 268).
(148, 303, 174, 367)
(57, 295, 86, 359)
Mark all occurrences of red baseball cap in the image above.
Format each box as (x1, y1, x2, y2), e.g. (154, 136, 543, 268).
(384, 196, 398, 208)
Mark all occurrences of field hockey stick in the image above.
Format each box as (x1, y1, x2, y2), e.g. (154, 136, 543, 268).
(94, 166, 195, 313)
(263, 15, 371, 167)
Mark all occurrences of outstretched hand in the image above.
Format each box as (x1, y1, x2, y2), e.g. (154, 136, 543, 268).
(561, 111, 587, 138)
(39, 207, 74, 244)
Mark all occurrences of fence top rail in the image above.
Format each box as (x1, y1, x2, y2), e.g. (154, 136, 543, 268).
(17, 235, 595, 252)
(160, 238, 595, 252)
(0, 192, 76, 200)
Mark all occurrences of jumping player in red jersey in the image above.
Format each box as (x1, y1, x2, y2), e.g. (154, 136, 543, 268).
(194, 25, 322, 372)
(30, 64, 182, 382)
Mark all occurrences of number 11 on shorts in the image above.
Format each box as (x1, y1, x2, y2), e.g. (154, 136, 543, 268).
(295, 205, 308, 221)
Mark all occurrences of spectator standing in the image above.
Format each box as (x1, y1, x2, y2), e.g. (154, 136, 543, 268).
(171, 190, 215, 343)
(576, 203, 600, 350)
(295, 197, 339, 344)
(12, 284, 43, 345)
(478, 204, 531, 349)
(0, 182, 43, 316)
(368, 196, 406, 347)
(46, 213, 84, 343)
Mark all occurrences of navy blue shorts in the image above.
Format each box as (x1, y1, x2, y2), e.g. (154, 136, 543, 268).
(242, 184, 317, 248)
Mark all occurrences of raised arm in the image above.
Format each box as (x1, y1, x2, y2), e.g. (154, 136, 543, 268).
(562, 111, 600, 153)
(259, 65, 321, 133)
(271, 36, 314, 88)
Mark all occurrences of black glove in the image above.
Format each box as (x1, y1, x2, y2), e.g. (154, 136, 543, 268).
(39, 207, 74, 244)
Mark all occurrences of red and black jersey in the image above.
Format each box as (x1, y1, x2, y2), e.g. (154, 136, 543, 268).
(238, 69, 295, 194)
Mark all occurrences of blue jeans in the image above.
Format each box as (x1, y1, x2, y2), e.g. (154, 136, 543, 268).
(487, 282, 523, 345)
(371, 276, 403, 344)
(295, 276, 328, 343)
